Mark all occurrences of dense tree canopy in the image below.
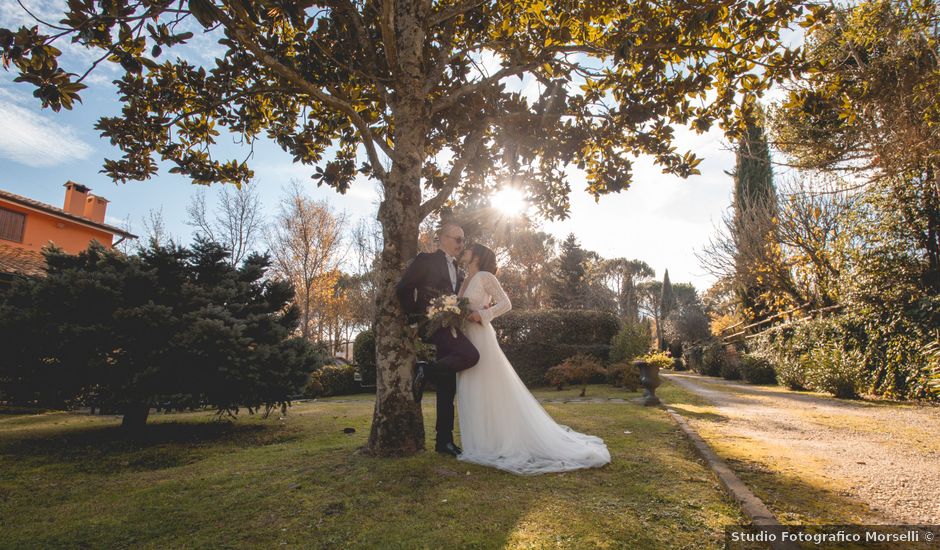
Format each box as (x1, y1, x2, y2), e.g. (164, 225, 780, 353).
(773, 0, 939, 181)
(773, 0, 939, 292)
(2, 1, 813, 200)
(1, 0, 816, 455)
(705, 0, 940, 399)
(0, 239, 322, 431)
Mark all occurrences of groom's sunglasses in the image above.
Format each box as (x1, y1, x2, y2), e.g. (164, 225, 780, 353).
(443, 235, 464, 244)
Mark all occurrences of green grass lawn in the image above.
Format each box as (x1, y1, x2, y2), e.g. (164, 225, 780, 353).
(0, 385, 745, 549)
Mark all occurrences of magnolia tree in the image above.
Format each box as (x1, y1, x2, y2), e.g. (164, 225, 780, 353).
(1, 0, 819, 456)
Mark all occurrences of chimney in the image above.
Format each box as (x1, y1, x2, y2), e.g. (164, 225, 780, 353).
(83, 194, 109, 223)
(63, 181, 90, 216)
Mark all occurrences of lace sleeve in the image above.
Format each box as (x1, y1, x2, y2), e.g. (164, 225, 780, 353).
(479, 272, 512, 324)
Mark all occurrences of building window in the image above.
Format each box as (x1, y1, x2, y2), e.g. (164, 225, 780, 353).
(0, 207, 26, 243)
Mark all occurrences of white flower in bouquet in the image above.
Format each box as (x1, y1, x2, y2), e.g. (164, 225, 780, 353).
(425, 294, 472, 338)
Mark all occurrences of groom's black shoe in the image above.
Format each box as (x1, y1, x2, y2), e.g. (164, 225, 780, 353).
(412, 361, 428, 404)
(435, 441, 462, 457)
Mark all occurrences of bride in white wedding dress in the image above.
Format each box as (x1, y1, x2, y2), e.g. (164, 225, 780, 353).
(455, 243, 611, 475)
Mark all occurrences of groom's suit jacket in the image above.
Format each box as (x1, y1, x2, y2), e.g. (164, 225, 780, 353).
(396, 249, 464, 325)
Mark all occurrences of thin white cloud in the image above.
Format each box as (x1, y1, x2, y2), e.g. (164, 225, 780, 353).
(0, 89, 94, 167)
(0, 0, 65, 28)
(1, 1, 121, 79)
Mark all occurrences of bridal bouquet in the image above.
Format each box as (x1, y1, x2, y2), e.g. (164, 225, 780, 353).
(425, 294, 471, 338)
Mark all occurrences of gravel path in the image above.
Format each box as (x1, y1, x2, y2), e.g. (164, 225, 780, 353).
(664, 372, 940, 525)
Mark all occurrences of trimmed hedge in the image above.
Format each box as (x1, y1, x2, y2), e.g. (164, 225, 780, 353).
(700, 341, 724, 377)
(308, 363, 359, 397)
(493, 309, 620, 387)
(748, 316, 871, 397)
(352, 310, 619, 391)
(749, 319, 836, 390)
(803, 344, 863, 399)
(687, 341, 745, 380)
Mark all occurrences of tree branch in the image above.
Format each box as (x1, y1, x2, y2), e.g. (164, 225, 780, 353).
(164, 86, 281, 126)
(379, 0, 400, 79)
(324, 83, 395, 159)
(427, 0, 489, 28)
(423, 17, 459, 94)
(429, 43, 609, 114)
(218, 7, 389, 180)
(419, 126, 488, 218)
(326, 0, 390, 89)
(431, 61, 535, 115)
(16, 0, 74, 31)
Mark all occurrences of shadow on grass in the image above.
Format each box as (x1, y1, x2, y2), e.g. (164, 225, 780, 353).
(0, 399, 751, 549)
(1, 420, 300, 474)
(0, 405, 60, 415)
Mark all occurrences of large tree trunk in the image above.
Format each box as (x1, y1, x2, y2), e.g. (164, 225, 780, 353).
(121, 403, 150, 432)
(365, 155, 425, 455)
(364, 117, 428, 455)
(364, 0, 434, 456)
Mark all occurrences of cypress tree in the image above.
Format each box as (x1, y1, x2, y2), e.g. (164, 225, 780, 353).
(730, 110, 789, 321)
(661, 269, 676, 320)
(732, 120, 776, 232)
(659, 270, 676, 350)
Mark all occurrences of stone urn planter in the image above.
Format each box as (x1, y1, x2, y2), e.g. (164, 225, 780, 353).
(634, 360, 662, 406)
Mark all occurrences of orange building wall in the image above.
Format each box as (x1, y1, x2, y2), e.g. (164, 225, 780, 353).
(0, 201, 115, 254)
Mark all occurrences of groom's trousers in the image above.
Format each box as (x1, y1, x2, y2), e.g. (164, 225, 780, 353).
(427, 327, 479, 445)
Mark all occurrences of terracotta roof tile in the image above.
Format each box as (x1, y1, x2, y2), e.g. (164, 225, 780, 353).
(0, 242, 47, 277)
(0, 187, 137, 239)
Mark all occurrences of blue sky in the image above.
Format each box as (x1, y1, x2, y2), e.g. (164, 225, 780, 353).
(0, 1, 785, 292)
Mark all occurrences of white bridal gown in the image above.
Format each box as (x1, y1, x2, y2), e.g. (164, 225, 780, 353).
(456, 271, 611, 475)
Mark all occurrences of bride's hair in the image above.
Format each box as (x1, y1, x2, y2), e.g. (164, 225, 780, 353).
(469, 243, 498, 275)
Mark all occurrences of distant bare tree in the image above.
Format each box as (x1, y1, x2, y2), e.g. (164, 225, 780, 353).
(266, 180, 347, 342)
(114, 214, 135, 255)
(139, 207, 173, 250)
(697, 194, 801, 314)
(697, 206, 736, 284)
(352, 218, 383, 276)
(348, 217, 384, 328)
(698, 174, 857, 311)
(186, 182, 264, 267)
(775, 175, 857, 308)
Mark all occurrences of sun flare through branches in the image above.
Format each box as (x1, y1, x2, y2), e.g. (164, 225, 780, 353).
(491, 187, 528, 217)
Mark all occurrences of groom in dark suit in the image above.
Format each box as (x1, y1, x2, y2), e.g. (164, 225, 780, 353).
(396, 223, 480, 456)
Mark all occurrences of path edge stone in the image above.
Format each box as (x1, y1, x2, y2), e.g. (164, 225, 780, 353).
(665, 407, 799, 550)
